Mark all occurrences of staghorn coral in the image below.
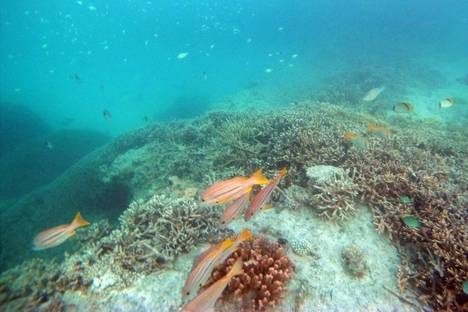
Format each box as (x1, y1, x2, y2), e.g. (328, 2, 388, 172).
(288, 165, 359, 221)
(341, 244, 368, 278)
(341, 123, 468, 310)
(65, 193, 223, 289)
(207, 235, 293, 312)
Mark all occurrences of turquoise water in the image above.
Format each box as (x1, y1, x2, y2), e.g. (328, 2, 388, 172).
(2, 1, 467, 135)
(1, 1, 467, 311)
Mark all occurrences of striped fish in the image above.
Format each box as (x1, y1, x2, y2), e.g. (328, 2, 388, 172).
(33, 212, 90, 250)
(182, 229, 251, 298)
(202, 169, 269, 205)
(181, 258, 243, 312)
(245, 168, 287, 220)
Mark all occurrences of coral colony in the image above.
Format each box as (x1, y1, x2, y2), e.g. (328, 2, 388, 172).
(0, 102, 467, 311)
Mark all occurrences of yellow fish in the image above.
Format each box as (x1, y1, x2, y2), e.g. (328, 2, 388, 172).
(33, 212, 90, 250)
(202, 169, 269, 205)
(182, 229, 251, 297)
(181, 258, 243, 312)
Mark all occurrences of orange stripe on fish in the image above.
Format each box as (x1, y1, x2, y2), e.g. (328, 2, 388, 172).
(245, 168, 287, 221)
(182, 229, 252, 298)
(33, 212, 90, 250)
(202, 169, 269, 205)
(181, 258, 243, 312)
(182, 238, 234, 297)
(220, 190, 251, 224)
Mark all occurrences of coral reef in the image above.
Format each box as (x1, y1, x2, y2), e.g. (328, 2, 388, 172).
(341, 245, 368, 278)
(207, 235, 293, 312)
(1, 100, 466, 311)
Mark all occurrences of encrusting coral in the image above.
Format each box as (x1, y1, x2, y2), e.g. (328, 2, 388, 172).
(206, 235, 293, 312)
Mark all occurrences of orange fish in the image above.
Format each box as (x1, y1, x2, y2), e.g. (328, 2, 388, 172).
(220, 191, 251, 224)
(367, 124, 392, 137)
(245, 168, 287, 221)
(202, 169, 269, 205)
(33, 212, 90, 250)
(343, 131, 367, 149)
(182, 229, 251, 297)
(181, 258, 243, 312)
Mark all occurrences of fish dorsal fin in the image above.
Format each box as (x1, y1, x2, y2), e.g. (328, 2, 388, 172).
(71, 212, 90, 228)
(250, 169, 269, 185)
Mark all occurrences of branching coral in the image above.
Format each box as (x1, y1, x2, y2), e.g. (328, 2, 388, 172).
(104, 194, 222, 273)
(207, 235, 293, 312)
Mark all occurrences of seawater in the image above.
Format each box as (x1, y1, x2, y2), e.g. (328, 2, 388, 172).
(1, 1, 467, 311)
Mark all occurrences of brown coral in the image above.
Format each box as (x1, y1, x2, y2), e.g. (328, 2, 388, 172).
(207, 235, 293, 312)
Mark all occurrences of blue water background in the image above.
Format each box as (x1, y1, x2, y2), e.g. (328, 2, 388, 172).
(2, 0, 467, 136)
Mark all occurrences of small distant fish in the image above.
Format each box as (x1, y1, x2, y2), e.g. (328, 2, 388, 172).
(103, 109, 112, 119)
(367, 124, 393, 137)
(143, 115, 149, 122)
(343, 131, 367, 149)
(177, 52, 189, 59)
(88, 5, 96, 11)
(202, 169, 269, 205)
(265, 68, 273, 73)
(393, 102, 414, 113)
(45, 141, 54, 150)
(439, 97, 454, 109)
(245, 168, 287, 221)
(33, 212, 90, 250)
(202, 71, 208, 81)
(182, 229, 251, 298)
(70, 73, 81, 82)
(291, 54, 298, 58)
(362, 86, 385, 102)
(181, 258, 243, 312)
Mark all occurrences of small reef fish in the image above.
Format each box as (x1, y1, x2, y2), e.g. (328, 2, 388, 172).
(177, 52, 189, 59)
(439, 97, 454, 109)
(103, 109, 112, 119)
(245, 168, 287, 221)
(181, 258, 243, 312)
(182, 229, 251, 297)
(362, 86, 385, 102)
(45, 141, 54, 150)
(393, 102, 414, 113)
(221, 192, 251, 224)
(367, 124, 393, 137)
(202, 169, 269, 205)
(343, 131, 367, 149)
(33, 212, 90, 250)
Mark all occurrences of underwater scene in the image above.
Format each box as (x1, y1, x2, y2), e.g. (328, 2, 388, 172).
(0, 0, 467, 311)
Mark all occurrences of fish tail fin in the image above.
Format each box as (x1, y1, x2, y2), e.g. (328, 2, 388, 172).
(226, 258, 243, 279)
(279, 167, 288, 177)
(237, 229, 252, 242)
(250, 169, 269, 185)
(71, 212, 90, 228)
